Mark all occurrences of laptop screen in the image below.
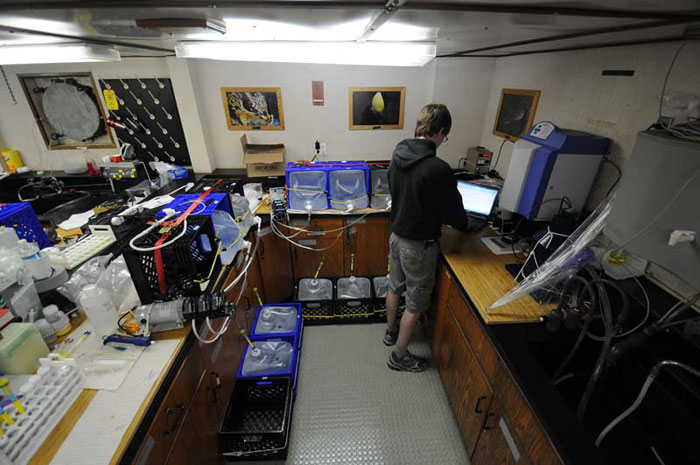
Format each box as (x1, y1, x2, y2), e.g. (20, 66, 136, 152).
(456, 181, 499, 216)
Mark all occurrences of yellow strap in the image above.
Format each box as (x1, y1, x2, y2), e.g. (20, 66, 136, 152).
(194, 241, 222, 283)
(288, 188, 326, 194)
(302, 314, 334, 319)
(329, 195, 368, 204)
(335, 312, 374, 317)
(235, 209, 250, 222)
(373, 193, 391, 196)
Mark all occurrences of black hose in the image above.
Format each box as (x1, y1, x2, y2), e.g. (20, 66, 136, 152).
(552, 315, 594, 382)
(576, 278, 630, 422)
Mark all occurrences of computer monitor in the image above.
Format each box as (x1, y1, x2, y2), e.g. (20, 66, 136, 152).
(456, 181, 499, 217)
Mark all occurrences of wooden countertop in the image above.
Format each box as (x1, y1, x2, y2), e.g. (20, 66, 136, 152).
(440, 226, 549, 324)
(29, 326, 190, 465)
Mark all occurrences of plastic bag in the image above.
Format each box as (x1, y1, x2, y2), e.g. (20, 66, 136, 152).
(255, 306, 298, 333)
(489, 194, 615, 310)
(241, 341, 293, 376)
(95, 255, 140, 312)
(57, 255, 111, 303)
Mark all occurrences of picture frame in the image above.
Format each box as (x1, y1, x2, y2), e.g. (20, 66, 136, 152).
(492, 88, 541, 141)
(18, 72, 116, 150)
(221, 87, 285, 130)
(349, 87, 405, 130)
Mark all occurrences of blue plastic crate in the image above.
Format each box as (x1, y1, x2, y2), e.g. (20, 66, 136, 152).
(237, 334, 299, 383)
(250, 303, 303, 344)
(285, 162, 331, 211)
(0, 203, 50, 249)
(155, 193, 231, 219)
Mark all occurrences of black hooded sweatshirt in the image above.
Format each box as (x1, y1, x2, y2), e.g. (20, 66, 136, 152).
(388, 138, 469, 241)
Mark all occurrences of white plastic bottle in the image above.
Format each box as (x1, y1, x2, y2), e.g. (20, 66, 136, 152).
(79, 284, 118, 337)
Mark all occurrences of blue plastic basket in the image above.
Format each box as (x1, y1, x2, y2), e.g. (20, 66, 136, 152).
(237, 334, 299, 383)
(250, 303, 303, 343)
(155, 193, 231, 219)
(0, 203, 50, 249)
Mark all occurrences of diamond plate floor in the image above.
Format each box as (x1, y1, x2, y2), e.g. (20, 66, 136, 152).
(236, 323, 469, 465)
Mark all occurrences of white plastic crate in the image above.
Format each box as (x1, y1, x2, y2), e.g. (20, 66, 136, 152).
(0, 354, 84, 465)
(50, 225, 117, 270)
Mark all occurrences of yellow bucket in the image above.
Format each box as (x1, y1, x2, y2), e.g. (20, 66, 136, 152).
(1, 150, 24, 173)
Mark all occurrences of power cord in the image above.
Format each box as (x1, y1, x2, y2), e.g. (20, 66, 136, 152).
(488, 138, 512, 179)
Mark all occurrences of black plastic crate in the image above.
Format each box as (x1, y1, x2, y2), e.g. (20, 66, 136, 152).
(123, 215, 218, 304)
(294, 280, 334, 326)
(219, 377, 293, 462)
(334, 278, 373, 324)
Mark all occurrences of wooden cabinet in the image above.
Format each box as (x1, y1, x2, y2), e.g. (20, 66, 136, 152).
(471, 399, 528, 465)
(426, 262, 451, 340)
(256, 225, 294, 303)
(431, 264, 563, 465)
(290, 218, 345, 278)
(344, 216, 391, 277)
(131, 342, 205, 465)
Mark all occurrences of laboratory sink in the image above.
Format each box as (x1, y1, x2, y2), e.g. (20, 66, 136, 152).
(524, 327, 700, 465)
(29, 190, 91, 215)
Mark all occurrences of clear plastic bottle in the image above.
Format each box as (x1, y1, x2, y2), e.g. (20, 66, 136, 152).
(79, 284, 117, 337)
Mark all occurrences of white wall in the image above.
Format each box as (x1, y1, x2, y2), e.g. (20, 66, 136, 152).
(0, 58, 170, 170)
(478, 42, 700, 208)
(187, 59, 438, 169)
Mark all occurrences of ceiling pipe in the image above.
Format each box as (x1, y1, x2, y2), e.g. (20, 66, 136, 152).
(443, 19, 689, 56)
(438, 35, 697, 58)
(358, 0, 407, 41)
(0, 24, 175, 53)
(0, 1, 699, 21)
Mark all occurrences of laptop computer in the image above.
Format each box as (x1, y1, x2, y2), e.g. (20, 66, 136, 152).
(456, 180, 499, 219)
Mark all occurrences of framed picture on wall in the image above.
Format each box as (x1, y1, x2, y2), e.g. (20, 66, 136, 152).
(18, 72, 116, 150)
(349, 87, 405, 130)
(221, 87, 284, 130)
(492, 88, 541, 141)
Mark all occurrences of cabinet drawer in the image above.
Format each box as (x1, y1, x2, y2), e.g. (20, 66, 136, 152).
(131, 343, 205, 465)
(493, 369, 563, 465)
(447, 283, 501, 384)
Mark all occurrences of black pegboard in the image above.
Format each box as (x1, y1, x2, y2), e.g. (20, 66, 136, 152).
(99, 78, 192, 166)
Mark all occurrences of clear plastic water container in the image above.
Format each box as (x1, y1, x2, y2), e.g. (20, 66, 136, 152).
(297, 278, 333, 301)
(337, 277, 371, 299)
(255, 306, 298, 334)
(329, 169, 369, 210)
(287, 170, 328, 211)
(230, 194, 255, 234)
(240, 340, 294, 376)
(370, 168, 391, 209)
(212, 210, 243, 265)
(373, 275, 390, 299)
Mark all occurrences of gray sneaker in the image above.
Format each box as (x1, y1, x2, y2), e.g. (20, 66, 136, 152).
(383, 328, 398, 346)
(388, 351, 429, 372)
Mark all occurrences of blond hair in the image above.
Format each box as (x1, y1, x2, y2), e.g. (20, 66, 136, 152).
(414, 104, 452, 138)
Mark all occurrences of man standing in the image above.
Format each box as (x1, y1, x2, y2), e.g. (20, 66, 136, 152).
(384, 104, 471, 372)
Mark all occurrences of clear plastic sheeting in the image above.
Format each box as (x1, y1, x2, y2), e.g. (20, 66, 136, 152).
(489, 195, 615, 311)
(337, 276, 371, 299)
(230, 194, 255, 235)
(288, 170, 327, 211)
(329, 170, 369, 210)
(297, 278, 332, 301)
(255, 306, 298, 333)
(212, 210, 243, 265)
(241, 340, 293, 376)
(370, 169, 391, 209)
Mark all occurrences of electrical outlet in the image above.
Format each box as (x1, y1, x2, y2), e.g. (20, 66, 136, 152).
(319, 142, 327, 156)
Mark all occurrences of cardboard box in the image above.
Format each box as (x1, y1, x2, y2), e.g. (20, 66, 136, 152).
(240, 134, 285, 177)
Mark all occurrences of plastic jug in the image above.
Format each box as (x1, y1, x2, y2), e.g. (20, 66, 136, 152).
(373, 276, 390, 299)
(79, 284, 118, 337)
(298, 278, 332, 301)
(0, 323, 49, 374)
(256, 306, 298, 334)
(370, 169, 391, 209)
(241, 340, 294, 376)
(329, 169, 369, 210)
(337, 277, 371, 299)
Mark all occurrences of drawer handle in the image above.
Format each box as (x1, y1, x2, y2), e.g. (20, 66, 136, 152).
(208, 372, 222, 404)
(482, 412, 496, 431)
(164, 403, 186, 436)
(474, 395, 487, 414)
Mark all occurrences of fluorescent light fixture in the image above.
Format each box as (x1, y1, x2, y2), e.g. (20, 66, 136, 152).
(175, 41, 436, 67)
(220, 18, 370, 41)
(0, 43, 121, 65)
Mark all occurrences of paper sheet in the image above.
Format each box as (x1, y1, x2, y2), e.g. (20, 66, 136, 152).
(53, 320, 146, 391)
(51, 339, 180, 465)
(57, 210, 95, 230)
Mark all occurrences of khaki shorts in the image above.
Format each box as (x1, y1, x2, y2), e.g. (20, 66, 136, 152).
(388, 233, 439, 314)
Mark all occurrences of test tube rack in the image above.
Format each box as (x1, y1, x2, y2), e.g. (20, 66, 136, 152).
(0, 355, 84, 465)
